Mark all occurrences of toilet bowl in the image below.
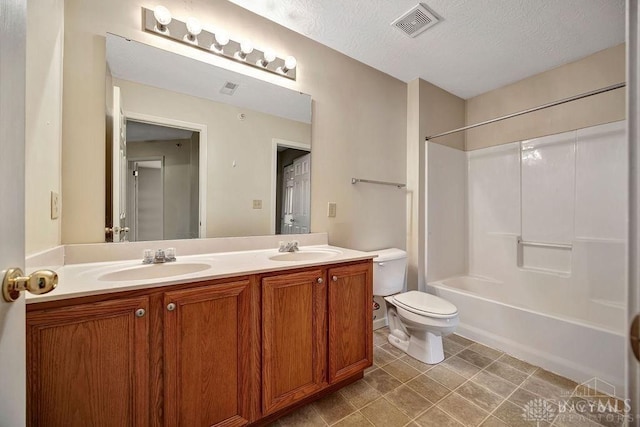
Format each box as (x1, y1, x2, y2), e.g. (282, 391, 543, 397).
(370, 248, 459, 364)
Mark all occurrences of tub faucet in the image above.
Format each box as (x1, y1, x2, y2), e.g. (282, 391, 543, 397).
(279, 240, 299, 253)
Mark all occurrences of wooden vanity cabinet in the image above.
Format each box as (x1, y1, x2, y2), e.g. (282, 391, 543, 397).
(261, 269, 327, 415)
(26, 296, 150, 427)
(163, 279, 254, 427)
(327, 262, 373, 384)
(164, 280, 253, 427)
(260, 261, 373, 416)
(26, 259, 372, 427)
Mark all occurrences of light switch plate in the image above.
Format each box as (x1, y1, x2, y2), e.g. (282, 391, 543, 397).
(252, 199, 262, 209)
(328, 202, 337, 218)
(51, 191, 60, 219)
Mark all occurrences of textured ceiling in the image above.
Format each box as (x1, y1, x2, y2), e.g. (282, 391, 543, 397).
(227, 0, 625, 99)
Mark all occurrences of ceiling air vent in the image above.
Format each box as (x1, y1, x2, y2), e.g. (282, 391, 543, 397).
(220, 81, 239, 95)
(391, 3, 440, 38)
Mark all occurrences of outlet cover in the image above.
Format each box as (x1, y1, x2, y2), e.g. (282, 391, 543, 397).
(51, 191, 60, 219)
(252, 199, 262, 209)
(327, 202, 337, 218)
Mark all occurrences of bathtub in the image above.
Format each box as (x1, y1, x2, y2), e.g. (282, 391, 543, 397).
(427, 275, 626, 397)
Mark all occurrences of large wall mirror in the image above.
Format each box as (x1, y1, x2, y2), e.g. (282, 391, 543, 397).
(105, 34, 312, 242)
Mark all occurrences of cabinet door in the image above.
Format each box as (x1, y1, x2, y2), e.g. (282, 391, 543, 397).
(328, 262, 373, 383)
(27, 296, 150, 427)
(164, 280, 253, 427)
(262, 269, 327, 415)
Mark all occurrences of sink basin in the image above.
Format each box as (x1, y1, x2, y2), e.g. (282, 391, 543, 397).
(98, 262, 212, 282)
(269, 249, 341, 262)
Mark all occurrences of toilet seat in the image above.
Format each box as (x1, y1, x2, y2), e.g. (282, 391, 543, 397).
(391, 291, 458, 319)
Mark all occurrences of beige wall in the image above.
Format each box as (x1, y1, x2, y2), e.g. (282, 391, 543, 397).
(25, 0, 64, 255)
(406, 79, 465, 290)
(116, 78, 310, 237)
(61, 0, 407, 251)
(466, 44, 626, 150)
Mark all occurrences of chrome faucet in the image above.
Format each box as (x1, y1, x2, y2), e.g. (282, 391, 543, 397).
(143, 248, 177, 264)
(278, 240, 300, 253)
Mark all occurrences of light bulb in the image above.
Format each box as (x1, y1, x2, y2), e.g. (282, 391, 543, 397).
(284, 56, 297, 70)
(183, 17, 202, 44)
(215, 30, 230, 46)
(279, 56, 297, 74)
(235, 40, 254, 60)
(211, 30, 230, 53)
(258, 48, 277, 67)
(153, 6, 172, 26)
(185, 17, 202, 36)
(240, 40, 254, 55)
(263, 49, 276, 63)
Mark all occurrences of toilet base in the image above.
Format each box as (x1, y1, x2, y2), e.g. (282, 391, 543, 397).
(387, 328, 445, 364)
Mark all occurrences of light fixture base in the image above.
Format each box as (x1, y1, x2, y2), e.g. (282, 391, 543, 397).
(143, 7, 296, 80)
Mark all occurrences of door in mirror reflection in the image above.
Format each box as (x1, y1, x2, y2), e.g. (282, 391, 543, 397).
(128, 160, 163, 241)
(111, 86, 127, 242)
(279, 152, 310, 234)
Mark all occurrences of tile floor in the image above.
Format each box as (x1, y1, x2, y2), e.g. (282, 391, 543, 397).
(271, 328, 627, 427)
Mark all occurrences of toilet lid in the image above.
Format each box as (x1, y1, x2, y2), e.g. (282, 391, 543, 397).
(393, 291, 458, 317)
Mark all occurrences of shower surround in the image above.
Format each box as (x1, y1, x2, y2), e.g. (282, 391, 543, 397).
(425, 120, 627, 395)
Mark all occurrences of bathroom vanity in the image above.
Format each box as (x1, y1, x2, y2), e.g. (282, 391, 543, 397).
(25, 246, 373, 426)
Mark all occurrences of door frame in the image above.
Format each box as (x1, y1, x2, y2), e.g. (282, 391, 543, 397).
(627, 0, 639, 416)
(124, 111, 208, 238)
(271, 138, 311, 235)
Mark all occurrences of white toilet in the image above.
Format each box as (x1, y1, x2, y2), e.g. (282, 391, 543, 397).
(370, 248, 459, 364)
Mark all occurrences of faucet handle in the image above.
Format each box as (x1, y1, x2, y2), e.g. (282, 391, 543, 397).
(143, 249, 154, 264)
(292, 240, 300, 251)
(165, 247, 176, 261)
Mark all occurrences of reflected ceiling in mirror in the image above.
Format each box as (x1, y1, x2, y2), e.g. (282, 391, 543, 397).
(106, 34, 311, 123)
(106, 34, 312, 242)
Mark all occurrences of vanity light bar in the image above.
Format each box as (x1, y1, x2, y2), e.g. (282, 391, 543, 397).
(142, 7, 297, 80)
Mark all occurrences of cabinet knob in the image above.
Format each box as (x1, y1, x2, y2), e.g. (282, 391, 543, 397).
(135, 308, 146, 318)
(332, 275, 338, 282)
(167, 302, 176, 311)
(316, 278, 323, 284)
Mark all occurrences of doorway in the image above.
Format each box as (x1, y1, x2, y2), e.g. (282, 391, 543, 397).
(274, 141, 311, 234)
(125, 120, 201, 241)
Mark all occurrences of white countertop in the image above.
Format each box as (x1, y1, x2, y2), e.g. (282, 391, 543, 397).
(26, 245, 374, 304)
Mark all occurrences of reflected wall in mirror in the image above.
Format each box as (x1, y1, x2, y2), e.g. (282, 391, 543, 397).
(105, 34, 312, 242)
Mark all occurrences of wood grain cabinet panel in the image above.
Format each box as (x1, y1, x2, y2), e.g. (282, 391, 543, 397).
(26, 296, 150, 427)
(261, 269, 327, 415)
(26, 260, 372, 426)
(328, 263, 373, 383)
(163, 280, 252, 427)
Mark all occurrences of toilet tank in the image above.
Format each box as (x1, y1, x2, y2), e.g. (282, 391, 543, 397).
(368, 248, 407, 296)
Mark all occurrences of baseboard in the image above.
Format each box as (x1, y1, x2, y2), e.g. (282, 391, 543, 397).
(456, 322, 626, 399)
(373, 317, 388, 330)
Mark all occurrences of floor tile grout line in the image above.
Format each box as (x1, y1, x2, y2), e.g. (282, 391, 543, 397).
(417, 354, 535, 426)
(312, 402, 334, 426)
(475, 365, 541, 426)
(439, 367, 516, 426)
(401, 366, 490, 425)
(374, 332, 597, 427)
(357, 395, 410, 426)
(327, 408, 371, 426)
